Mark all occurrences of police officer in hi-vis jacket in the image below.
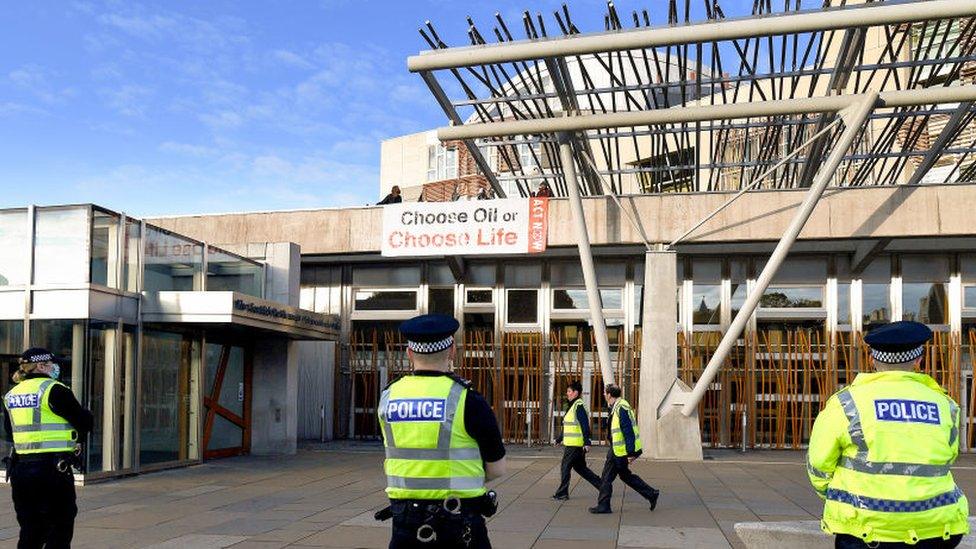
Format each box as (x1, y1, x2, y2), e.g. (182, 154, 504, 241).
(3, 348, 93, 549)
(589, 384, 660, 514)
(552, 381, 601, 501)
(808, 321, 968, 548)
(376, 314, 507, 548)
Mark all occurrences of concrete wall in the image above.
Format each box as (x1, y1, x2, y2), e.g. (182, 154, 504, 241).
(149, 184, 976, 254)
(296, 341, 335, 441)
(251, 337, 300, 455)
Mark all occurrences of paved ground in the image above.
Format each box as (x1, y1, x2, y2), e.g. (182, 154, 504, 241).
(1, 444, 976, 548)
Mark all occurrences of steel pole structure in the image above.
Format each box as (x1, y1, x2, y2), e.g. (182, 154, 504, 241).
(680, 91, 879, 417)
(409, 0, 976, 72)
(557, 132, 615, 386)
(437, 87, 976, 141)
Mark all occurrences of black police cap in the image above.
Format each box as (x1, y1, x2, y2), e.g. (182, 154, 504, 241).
(863, 321, 932, 364)
(20, 348, 56, 364)
(400, 314, 459, 354)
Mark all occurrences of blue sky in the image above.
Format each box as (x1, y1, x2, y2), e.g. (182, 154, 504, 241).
(0, 0, 752, 216)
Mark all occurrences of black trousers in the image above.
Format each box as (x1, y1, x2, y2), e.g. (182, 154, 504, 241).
(595, 449, 658, 511)
(10, 459, 77, 549)
(835, 534, 962, 549)
(389, 500, 491, 549)
(553, 446, 601, 498)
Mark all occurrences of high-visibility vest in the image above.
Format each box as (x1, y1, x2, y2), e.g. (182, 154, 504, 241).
(807, 370, 969, 544)
(378, 375, 486, 500)
(3, 377, 77, 454)
(610, 398, 642, 457)
(563, 398, 586, 447)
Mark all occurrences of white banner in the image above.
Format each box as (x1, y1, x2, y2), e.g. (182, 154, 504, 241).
(381, 198, 548, 257)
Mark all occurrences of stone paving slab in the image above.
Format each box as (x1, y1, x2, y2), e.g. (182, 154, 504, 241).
(0, 447, 974, 547)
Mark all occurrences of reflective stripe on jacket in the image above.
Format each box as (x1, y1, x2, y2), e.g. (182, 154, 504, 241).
(563, 398, 586, 447)
(807, 370, 969, 544)
(4, 377, 77, 454)
(378, 375, 486, 500)
(610, 398, 642, 457)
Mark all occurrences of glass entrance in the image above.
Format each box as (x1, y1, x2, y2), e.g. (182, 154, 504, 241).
(203, 342, 251, 459)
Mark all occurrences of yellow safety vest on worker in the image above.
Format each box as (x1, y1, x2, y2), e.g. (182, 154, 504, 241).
(3, 377, 77, 454)
(807, 370, 969, 544)
(610, 398, 642, 457)
(563, 398, 586, 448)
(378, 375, 486, 500)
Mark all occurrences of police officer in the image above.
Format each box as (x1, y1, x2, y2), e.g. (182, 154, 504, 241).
(552, 381, 601, 500)
(377, 314, 507, 548)
(808, 321, 969, 548)
(589, 384, 660, 514)
(3, 348, 93, 549)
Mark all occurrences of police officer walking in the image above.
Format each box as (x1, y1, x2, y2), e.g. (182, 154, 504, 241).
(589, 384, 660, 514)
(808, 321, 969, 548)
(377, 314, 507, 548)
(3, 348, 93, 549)
(552, 381, 601, 500)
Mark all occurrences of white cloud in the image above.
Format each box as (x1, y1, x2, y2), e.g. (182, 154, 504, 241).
(271, 49, 313, 69)
(0, 102, 48, 117)
(100, 84, 153, 117)
(159, 141, 219, 158)
(8, 65, 74, 104)
(199, 110, 245, 129)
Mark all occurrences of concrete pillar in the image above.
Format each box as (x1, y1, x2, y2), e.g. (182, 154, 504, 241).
(638, 249, 703, 460)
(251, 337, 299, 455)
(264, 242, 301, 306)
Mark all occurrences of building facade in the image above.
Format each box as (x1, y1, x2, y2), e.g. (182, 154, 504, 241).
(148, 184, 976, 452)
(0, 204, 336, 481)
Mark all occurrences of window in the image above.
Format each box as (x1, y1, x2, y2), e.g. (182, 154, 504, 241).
(143, 225, 203, 291)
(0, 209, 29, 286)
(965, 286, 976, 309)
(206, 249, 264, 298)
(861, 258, 891, 329)
(465, 289, 493, 305)
(552, 289, 623, 310)
(692, 285, 721, 325)
(901, 256, 949, 325)
(760, 287, 823, 308)
(837, 283, 852, 325)
(633, 147, 696, 193)
(428, 288, 454, 316)
(507, 289, 538, 324)
(34, 207, 89, 285)
(354, 290, 417, 311)
(90, 209, 121, 288)
(427, 144, 458, 182)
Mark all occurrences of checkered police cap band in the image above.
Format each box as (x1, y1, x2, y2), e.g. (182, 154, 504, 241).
(871, 345, 924, 364)
(408, 336, 454, 354)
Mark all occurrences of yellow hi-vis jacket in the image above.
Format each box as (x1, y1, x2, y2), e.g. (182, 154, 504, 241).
(3, 377, 77, 454)
(378, 375, 486, 500)
(807, 370, 969, 544)
(562, 398, 586, 447)
(610, 398, 642, 457)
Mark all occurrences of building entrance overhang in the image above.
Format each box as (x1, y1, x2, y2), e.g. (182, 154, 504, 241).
(142, 291, 338, 341)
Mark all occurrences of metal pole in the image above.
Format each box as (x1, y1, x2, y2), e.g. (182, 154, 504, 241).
(409, 0, 976, 72)
(437, 87, 976, 141)
(557, 132, 615, 385)
(681, 91, 879, 417)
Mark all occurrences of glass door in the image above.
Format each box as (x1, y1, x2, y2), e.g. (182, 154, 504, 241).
(203, 342, 251, 459)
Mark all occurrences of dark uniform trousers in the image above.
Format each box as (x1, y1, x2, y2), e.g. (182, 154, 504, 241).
(553, 447, 601, 498)
(835, 534, 962, 549)
(10, 457, 77, 549)
(595, 449, 658, 510)
(389, 500, 491, 549)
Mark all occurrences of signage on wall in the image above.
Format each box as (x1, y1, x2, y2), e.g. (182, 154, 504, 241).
(381, 198, 548, 257)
